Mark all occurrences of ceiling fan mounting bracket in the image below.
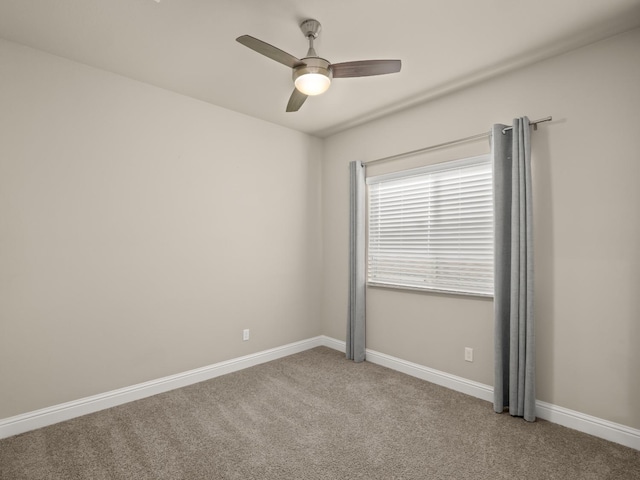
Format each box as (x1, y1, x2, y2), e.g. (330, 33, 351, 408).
(299, 19, 321, 39)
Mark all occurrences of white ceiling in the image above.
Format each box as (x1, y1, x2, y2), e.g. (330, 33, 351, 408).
(1, 0, 639, 137)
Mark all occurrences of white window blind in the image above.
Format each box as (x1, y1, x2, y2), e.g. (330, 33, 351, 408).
(367, 155, 493, 296)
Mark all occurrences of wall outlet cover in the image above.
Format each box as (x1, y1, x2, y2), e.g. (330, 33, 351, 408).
(464, 347, 473, 362)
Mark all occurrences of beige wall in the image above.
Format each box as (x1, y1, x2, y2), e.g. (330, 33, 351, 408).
(0, 40, 323, 418)
(321, 29, 640, 429)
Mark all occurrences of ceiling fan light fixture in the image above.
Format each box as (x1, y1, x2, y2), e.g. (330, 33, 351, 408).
(295, 72, 331, 95)
(292, 58, 333, 96)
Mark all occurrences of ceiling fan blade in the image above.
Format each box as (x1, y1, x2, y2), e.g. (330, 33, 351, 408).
(236, 35, 303, 69)
(286, 89, 308, 112)
(331, 60, 401, 78)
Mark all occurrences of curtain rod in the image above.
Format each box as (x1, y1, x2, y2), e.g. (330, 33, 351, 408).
(362, 116, 552, 166)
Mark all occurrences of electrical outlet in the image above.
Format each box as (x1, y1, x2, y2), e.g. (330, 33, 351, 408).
(243, 329, 250, 341)
(464, 347, 473, 362)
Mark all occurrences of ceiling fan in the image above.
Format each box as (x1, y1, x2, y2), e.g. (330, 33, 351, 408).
(236, 19, 402, 112)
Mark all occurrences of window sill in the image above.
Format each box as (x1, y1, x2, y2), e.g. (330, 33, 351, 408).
(366, 282, 494, 299)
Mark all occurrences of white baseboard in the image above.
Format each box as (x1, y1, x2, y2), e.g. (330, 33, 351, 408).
(0, 336, 325, 440)
(365, 348, 495, 402)
(318, 335, 347, 353)
(535, 400, 640, 451)
(318, 337, 640, 451)
(320, 337, 493, 401)
(3, 335, 639, 451)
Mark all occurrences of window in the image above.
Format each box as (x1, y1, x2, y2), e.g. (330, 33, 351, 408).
(367, 155, 493, 296)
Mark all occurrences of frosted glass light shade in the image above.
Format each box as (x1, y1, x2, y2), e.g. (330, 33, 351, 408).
(294, 73, 331, 96)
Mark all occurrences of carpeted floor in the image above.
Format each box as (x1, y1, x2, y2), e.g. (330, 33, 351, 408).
(1, 347, 639, 479)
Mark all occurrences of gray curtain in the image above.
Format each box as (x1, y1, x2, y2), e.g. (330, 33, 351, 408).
(347, 160, 366, 362)
(493, 117, 536, 422)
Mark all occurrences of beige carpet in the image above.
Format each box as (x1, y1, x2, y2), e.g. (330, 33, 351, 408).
(1, 347, 639, 479)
